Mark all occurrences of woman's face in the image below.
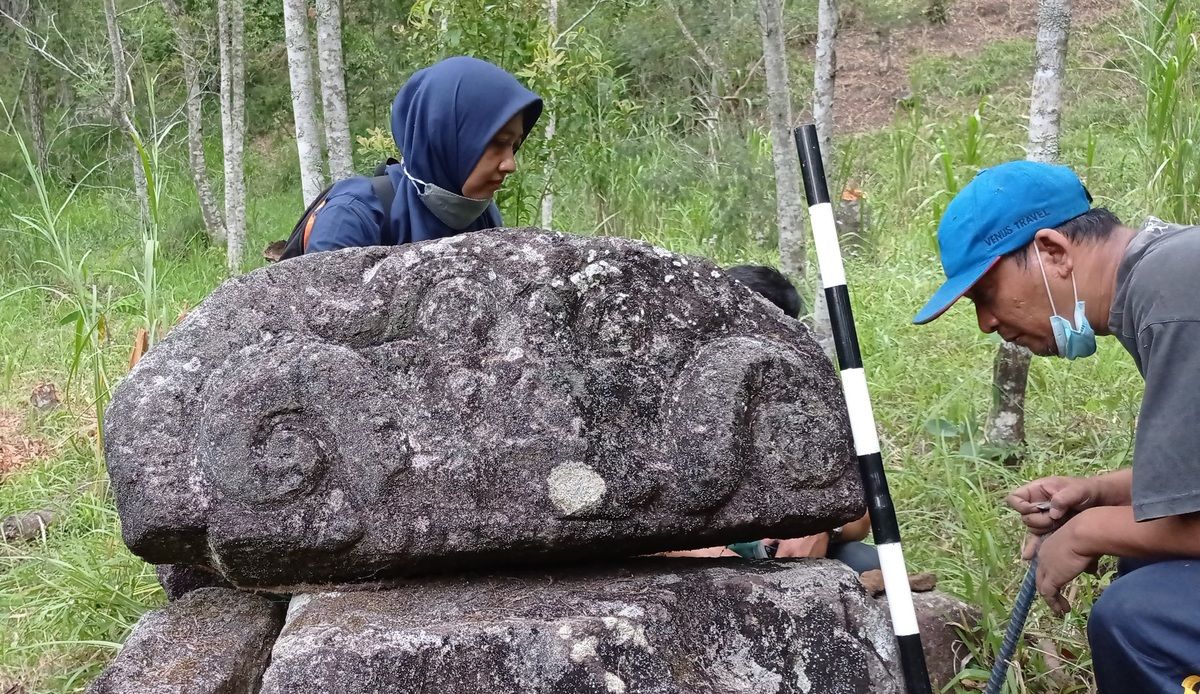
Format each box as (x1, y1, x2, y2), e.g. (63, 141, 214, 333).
(461, 113, 525, 200)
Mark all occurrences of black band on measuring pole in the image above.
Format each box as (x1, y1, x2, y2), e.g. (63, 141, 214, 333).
(794, 126, 831, 205)
(824, 285, 863, 370)
(858, 452, 901, 545)
(897, 635, 930, 691)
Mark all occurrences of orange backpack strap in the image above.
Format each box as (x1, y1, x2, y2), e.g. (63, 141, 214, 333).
(301, 200, 328, 253)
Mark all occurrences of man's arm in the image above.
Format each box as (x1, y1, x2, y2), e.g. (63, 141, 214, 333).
(1071, 505, 1200, 558)
(1035, 505, 1200, 614)
(1007, 469, 1133, 537)
(839, 512, 872, 542)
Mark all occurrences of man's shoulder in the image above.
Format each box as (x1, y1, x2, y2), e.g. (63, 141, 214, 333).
(1135, 217, 1200, 256)
(1122, 219, 1200, 327)
(1126, 219, 1200, 285)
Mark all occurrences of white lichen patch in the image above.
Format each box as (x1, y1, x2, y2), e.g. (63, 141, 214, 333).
(601, 616, 649, 648)
(570, 636, 598, 662)
(792, 654, 813, 693)
(412, 454, 439, 471)
(361, 258, 387, 284)
(604, 672, 627, 693)
(568, 261, 623, 292)
(547, 462, 607, 516)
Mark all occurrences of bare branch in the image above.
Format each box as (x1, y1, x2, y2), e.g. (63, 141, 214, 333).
(118, 0, 159, 17)
(728, 54, 765, 100)
(553, 0, 605, 49)
(664, 0, 725, 81)
(0, 8, 82, 79)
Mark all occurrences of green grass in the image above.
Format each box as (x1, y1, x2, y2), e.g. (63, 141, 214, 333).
(0, 4, 1188, 693)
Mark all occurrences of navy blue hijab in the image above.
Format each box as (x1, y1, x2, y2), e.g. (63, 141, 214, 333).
(385, 56, 543, 244)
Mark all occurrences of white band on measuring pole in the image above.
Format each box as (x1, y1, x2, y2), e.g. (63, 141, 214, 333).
(808, 202, 846, 288)
(840, 368, 881, 456)
(878, 543, 920, 636)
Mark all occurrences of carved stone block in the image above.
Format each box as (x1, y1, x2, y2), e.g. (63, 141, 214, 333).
(104, 230, 860, 589)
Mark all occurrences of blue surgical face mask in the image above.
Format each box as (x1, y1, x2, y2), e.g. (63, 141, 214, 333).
(1035, 251, 1097, 360)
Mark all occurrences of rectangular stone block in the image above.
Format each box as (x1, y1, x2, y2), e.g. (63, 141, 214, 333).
(260, 560, 902, 694)
(88, 588, 284, 694)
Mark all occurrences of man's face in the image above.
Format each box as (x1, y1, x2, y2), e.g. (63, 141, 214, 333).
(965, 250, 1059, 356)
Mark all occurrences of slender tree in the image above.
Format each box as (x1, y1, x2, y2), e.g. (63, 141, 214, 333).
(161, 0, 226, 243)
(813, 0, 838, 173)
(665, 0, 726, 169)
(810, 0, 839, 359)
(541, 0, 559, 229)
(11, 0, 48, 175)
(102, 0, 151, 226)
(986, 0, 1072, 460)
(283, 0, 327, 205)
(219, 0, 247, 272)
(315, 0, 353, 180)
(756, 0, 806, 288)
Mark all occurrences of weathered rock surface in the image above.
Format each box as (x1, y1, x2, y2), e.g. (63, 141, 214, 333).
(907, 591, 980, 691)
(260, 559, 902, 694)
(156, 563, 234, 601)
(105, 229, 860, 589)
(87, 588, 284, 694)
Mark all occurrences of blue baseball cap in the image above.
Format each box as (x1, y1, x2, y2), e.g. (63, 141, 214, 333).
(912, 160, 1092, 325)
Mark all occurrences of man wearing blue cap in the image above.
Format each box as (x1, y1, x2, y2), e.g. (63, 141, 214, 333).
(915, 160, 1200, 692)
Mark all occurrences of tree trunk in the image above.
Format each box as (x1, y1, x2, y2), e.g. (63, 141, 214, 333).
(1027, 0, 1070, 164)
(541, 0, 558, 230)
(284, 0, 327, 205)
(813, 0, 838, 174)
(161, 0, 226, 244)
(666, 0, 724, 172)
(811, 0, 839, 361)
(25, 64, 47, 174)
(15, 1, 48, 175)
(315, 0, 353, 180)
(986, 0, 1071, 462)
(756, 0, 806, 288)
(103, 0, 150, 227)
(219, 0, 247, 273)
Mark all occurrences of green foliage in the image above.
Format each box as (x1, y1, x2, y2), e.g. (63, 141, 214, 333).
(0, 1, 1194, 692)
(911, 40, 1035, 100)
(1121, 0, 1199, 221)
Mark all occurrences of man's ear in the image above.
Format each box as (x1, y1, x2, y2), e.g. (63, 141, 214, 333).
(1033, 228, 1073, 278)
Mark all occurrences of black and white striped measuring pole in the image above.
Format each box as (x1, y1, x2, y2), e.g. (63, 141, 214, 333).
(794, 123, 932, 694)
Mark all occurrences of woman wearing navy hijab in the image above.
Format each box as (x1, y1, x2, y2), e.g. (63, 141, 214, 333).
(304, 57, 543, 251)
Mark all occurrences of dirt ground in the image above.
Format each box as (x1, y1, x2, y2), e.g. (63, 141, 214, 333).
(0, 410, 48, 479)
(830, 0, 1127, 132)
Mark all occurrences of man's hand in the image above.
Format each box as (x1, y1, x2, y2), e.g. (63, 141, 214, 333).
(1034, 521, 1099, 616)
(765, 533, 829, 558)
(1007, 476, 1099, 537)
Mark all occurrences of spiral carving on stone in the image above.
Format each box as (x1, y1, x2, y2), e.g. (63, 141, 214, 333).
(664, 336, 850, 511)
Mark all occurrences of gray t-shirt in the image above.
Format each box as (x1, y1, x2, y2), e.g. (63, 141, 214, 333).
(1108, 217, 1200, 521)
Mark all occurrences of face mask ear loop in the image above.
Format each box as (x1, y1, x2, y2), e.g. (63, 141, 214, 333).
(1035, 249, 1060, 317)
(1069, 271, 1083, 329)
(401, 163, 429, 195)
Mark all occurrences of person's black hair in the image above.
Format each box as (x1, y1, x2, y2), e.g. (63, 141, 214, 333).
(726, 265, 803, 319)
(1004, 207, 1124, 268)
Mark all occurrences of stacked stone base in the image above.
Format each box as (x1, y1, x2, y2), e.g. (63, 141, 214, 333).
(91, 560, 977, 693)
